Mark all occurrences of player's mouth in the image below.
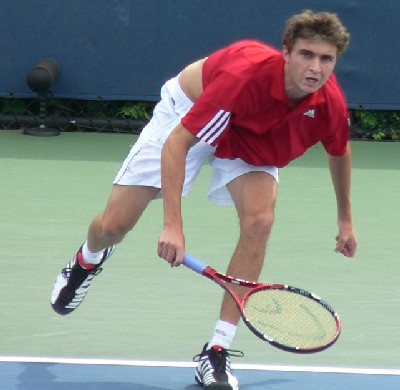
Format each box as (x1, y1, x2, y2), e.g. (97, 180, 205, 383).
(305, 76, 319, 84)
(303, 76, 320, 90)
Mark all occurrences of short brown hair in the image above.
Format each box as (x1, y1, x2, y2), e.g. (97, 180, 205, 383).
(283, 10, 350, 56)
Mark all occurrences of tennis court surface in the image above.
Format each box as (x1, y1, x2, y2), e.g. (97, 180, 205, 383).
(1, 130, 399, 389)
(1, 357, 400, 389)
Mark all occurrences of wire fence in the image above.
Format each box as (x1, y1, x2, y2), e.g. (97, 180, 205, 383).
(0, 97, 153, 134)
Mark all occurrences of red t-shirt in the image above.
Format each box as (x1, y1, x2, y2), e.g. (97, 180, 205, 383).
(181, 40, 349, 167)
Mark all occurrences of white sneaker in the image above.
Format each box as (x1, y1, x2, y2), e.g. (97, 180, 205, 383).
(51, 245, 115, 315)
(193, 344, 243, 389)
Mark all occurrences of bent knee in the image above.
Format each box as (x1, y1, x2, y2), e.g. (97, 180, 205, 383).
(100, 216, 133, 239)
(241, 212, 274, 239)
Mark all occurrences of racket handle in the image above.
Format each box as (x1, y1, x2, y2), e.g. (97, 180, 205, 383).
(183, 254, 208, 274)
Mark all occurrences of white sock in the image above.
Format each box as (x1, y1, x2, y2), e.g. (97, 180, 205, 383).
(81, 241, 103, 265)
(208, 320, 237, 350)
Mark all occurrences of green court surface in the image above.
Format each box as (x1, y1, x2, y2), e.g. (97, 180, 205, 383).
(0, 129, 399, 369)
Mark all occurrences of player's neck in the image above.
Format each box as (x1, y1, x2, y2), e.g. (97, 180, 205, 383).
(284, 84, 310, 107)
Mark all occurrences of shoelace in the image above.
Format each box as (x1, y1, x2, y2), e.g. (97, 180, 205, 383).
(193, 346, 244, 363)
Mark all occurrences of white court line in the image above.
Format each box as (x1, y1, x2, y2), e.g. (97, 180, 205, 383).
(0, 356, 399, 376)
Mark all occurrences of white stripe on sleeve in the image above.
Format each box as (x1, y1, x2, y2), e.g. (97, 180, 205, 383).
(197, 110, 231, 145)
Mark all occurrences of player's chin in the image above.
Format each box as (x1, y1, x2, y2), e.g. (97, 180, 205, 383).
(301, 83, 321, 94)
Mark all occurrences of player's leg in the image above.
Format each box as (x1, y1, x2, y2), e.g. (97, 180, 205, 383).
(221, 171, 278, 324)
(86, 184, 159, 252)
(194, 164, 278, 390)
(51, 184, 159, 315)
(50, 80, 175, 315)
(51, 73, 211, 316)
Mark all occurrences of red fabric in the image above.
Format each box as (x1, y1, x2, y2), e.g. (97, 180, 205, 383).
(181, 40, 349, 167)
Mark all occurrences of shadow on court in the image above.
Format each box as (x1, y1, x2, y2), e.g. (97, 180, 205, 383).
(15, 364, 155, 390)
(183, 379, 292, 390)
(0, 362, 298, 390)
(2, 362, 399, 390)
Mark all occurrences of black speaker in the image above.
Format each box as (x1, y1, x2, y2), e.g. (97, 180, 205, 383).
(24, 59, 61, 136)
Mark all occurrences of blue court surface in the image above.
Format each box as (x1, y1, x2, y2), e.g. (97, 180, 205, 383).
(1, 357, 399, 390)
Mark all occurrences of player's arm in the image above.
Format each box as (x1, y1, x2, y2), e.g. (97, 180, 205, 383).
(327, 142, 357, 258)
(157, 123, 199, 266)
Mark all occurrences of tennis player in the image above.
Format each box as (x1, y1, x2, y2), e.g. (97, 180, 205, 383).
(51, 10, 357, 390)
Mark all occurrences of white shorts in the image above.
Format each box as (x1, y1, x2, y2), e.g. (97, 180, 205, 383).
(114, 76, 279, 206)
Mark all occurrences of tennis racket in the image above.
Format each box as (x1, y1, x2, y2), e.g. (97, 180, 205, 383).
(183, 253, 341, 353)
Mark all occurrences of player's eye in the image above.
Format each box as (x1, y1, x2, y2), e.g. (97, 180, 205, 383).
(299, 51, 313, 59)
(321, 55, 334, 64)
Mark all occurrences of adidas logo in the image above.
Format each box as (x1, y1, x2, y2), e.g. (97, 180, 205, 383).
(303, 109, 315, 118)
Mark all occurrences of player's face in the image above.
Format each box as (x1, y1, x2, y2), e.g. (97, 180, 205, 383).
(283, 38, 337, 100)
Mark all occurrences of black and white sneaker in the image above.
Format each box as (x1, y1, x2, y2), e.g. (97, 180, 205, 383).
(51, 245, 115, 315)
(193, 344, 243, 390)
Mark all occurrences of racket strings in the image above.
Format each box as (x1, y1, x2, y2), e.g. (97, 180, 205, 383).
(244, 289, 338, 349)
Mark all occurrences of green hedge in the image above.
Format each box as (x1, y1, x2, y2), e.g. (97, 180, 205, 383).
(351, 110, 400, 141)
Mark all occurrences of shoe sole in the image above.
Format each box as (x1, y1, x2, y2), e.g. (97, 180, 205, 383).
(195, 374, 235, 390)
(51, 287, 79, 315)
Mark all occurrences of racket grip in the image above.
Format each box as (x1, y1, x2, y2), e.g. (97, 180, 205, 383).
(183, 254, 207, 274)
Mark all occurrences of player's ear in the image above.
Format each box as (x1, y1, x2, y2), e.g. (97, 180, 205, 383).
(282, 46, 289, 61)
